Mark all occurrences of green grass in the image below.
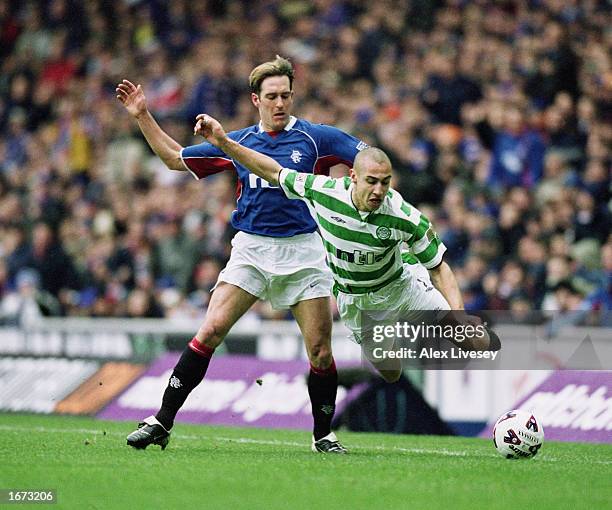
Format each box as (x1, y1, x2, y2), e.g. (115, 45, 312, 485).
(0, 414, 610, 510)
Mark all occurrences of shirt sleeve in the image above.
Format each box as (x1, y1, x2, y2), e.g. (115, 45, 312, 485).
(311, 124, 368, 175)
(180, 142, 235, 180)
(278, 168, 309, 200)
(278, 168, 331, 201)
(406, 208, 446, 269)
(391, 190, 447, 269)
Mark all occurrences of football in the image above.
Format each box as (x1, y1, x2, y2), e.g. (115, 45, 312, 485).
(493, 409, 545, 459)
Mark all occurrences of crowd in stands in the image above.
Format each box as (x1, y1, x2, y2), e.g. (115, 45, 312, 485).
(0, 0, 609, 324)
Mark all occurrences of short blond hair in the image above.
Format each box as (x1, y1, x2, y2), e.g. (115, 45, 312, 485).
(249, 55, 294, 95)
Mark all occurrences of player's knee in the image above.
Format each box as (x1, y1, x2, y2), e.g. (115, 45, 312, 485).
(308, 342, 333, 369)
(304, 321, 332, 367)
(310, 321, 332, 346)
(379, 369, 402, 383)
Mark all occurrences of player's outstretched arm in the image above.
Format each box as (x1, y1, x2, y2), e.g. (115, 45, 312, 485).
(428, 261, 464, 310)
(116, 79, 184, 171)
(430, 260, 494, 350)
(194, 114, 282, 185)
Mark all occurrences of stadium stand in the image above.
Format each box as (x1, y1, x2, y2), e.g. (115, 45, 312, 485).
(0, 0, 609, 322)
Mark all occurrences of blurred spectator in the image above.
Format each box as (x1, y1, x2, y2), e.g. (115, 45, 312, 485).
(22, 222, 80, 298)
(574, 190, 609, 244)
(0, 268, 60, 325)
(38, 33, 77, 97)
(151, 216, 198, 293)
(0, 0, 609, 319)
(421, 51, 482, 126)
(125, 288, 163, 318)
(188, 257, 222, 311)
(488, 106, 546, 190)
(582, 241, 612, 324)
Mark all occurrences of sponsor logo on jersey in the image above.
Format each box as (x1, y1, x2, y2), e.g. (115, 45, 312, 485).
(356, 141, 368, 151)
(331, 216, 347, 224)
(290, 150, 302, 163)
(376, 226, 391, 240)
(336, 248, 387, 265)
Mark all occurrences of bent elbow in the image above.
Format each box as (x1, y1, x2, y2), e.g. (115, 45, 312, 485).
(164, 152, 185, 171)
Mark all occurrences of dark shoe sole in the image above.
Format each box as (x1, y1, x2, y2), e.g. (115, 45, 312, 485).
(127, 435, 169, 450)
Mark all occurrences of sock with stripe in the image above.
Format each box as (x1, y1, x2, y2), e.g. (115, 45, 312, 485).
(155, 338, 214, 430)
(308, 358, 338, 441)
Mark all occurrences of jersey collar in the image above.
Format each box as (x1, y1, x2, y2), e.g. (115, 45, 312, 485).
(347, 182, 371, 220)
(257, 116, 297, 133)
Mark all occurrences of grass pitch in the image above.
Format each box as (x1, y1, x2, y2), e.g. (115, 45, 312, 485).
(1, 414, 610, 510)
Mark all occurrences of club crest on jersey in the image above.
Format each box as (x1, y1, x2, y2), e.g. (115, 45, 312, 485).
(290, 150, 302, 163)
(376, 226, 391, 240)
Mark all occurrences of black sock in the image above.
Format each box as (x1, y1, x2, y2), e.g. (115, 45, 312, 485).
(308, 358, 338, 441)
(155, 338, 214, 430)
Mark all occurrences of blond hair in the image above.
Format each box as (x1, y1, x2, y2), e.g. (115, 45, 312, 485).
(249, 55, 294, 95)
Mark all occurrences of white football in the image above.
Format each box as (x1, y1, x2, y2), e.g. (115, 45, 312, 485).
(493, 409, 544, 459)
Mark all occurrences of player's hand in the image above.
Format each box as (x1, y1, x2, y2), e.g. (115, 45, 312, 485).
(116, 80, 148, 118)
(193, 114, 228, 147)
(462, 313, 484, 328)
(445, 311, 492, 350)
(444, 310, 482, 327)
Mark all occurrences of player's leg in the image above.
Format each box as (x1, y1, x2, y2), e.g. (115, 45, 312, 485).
(404, 264, 501, 351)
(127, 232, 269, 449)
(361, 324, 403, 383)
(346, 268, 415, 384)
(291, 296, 346, 453)
(154, 282, 259, 428)
(291, 296, 333, 369)
(360, 335, 403, 382)
(377, 367, 402, 383)
(126, 283, 258, 449)
(369, 346, 402, 383)
(267, 232, 345, 452)
(438, 312, 500, 350)
(409, 265, 499, 350)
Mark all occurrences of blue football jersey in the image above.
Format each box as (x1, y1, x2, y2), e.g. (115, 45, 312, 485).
(180, 116, 367, 237)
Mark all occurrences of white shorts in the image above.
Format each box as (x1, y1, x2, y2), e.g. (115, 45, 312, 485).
(336, 263, 450, 345)
(214, 231, 333, 309)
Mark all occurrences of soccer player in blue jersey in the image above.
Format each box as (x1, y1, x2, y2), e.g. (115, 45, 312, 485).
(117, 56, 365, 453)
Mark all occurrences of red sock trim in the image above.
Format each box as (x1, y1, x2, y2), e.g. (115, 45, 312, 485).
(188, 338, 215, 358)
(310, 358, 336, 376)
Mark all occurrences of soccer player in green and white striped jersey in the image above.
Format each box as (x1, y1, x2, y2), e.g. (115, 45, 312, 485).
(194, 114, 498, 381)
(279, 157, 444, 295)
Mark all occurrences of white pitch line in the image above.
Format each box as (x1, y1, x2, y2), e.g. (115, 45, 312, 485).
(0, 424, 610, 465)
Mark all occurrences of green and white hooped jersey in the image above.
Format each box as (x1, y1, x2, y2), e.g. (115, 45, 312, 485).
(278, 168, 446, 295)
